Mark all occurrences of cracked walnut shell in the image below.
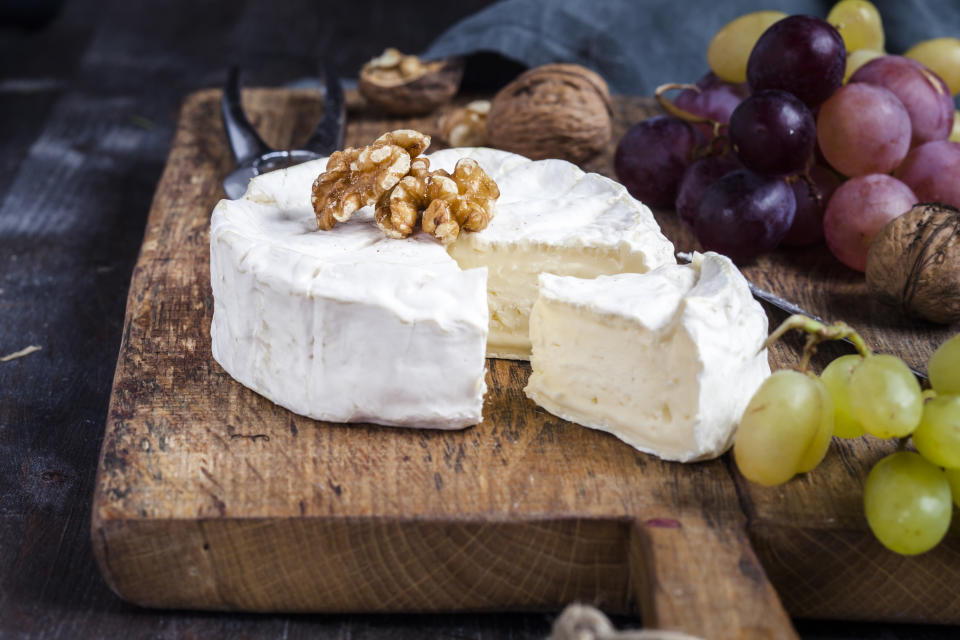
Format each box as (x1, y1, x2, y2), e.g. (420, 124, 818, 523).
(311, 130, 431, 230)
(487, 63, 612, 163)
(359, 48, 463, 116)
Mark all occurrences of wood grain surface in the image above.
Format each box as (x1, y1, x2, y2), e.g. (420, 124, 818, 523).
(91, 88, 959, 639)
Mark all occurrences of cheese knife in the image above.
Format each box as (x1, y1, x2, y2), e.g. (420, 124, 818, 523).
(221, 63, 345, 199)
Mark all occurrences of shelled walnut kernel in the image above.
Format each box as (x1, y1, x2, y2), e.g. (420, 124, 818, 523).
(312, 129, 498, 244)
(310, 144, 410, 230)
(439, 101, 490, 147)
(378, 157, 499, 245)
(311, 129, 431, 230)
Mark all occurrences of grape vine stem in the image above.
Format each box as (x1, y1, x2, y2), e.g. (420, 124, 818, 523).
(653, 83, 727, 141)
(762, 314, 872, 372)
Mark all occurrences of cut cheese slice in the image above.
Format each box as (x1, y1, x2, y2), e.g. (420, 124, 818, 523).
(524, 252, 771, 461)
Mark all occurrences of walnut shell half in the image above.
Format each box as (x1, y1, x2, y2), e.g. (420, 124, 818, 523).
(358, 48, 463, 116)
(865, 202, 960, 324)
(486, 63, 612, 164)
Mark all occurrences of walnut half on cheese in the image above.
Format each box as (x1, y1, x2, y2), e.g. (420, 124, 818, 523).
(524, 252, 771, 462)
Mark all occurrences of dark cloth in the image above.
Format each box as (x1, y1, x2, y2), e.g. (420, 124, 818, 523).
(423, 0, 960, 107)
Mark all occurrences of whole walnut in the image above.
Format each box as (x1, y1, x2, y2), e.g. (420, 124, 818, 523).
(865, 202, 960, 324)
(486, 63, 612, 164)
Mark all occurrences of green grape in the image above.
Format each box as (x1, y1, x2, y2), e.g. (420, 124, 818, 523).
(906, 37, 960, 96)
(849, 354, 923, 438)
(734, 370, 833, 486)
(797, 390, 835, 473)
(827, 0, 884, 53)
(951, 111, 960, 143)
(946, 468, 960, 508)
(707, 11, 787, 84)
(864, 451, 952, 555)
(929, 333, 960, 394)
(913, 394, 960, 469)
(820, 354, 865, 438)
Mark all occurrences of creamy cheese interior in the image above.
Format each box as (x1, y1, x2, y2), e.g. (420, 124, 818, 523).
(524, 253, 771, 461)
(450, 244, 653, 358)
(435, 148, 675, 359)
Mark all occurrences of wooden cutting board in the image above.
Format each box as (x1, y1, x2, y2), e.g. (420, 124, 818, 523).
(91, 88, 960, 639)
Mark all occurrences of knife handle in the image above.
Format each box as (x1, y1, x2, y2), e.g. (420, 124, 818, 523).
(221, 67, 271, 165)
(303, 62, 346, 156)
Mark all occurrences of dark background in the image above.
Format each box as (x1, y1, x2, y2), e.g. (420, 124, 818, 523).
(1, 0, 959, 638)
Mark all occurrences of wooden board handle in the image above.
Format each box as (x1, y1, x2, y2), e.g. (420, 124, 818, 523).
(630, 515, 798, 640)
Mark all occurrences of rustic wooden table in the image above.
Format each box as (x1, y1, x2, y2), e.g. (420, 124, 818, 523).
(1, 1, 957, 638)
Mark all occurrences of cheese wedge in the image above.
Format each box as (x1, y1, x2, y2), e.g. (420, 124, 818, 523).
(524, 252, 770, 461)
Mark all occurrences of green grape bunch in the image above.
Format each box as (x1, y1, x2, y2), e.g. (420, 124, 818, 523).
(734, 318, 960, 556)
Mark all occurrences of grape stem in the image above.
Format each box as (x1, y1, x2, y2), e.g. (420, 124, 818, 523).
(654, 83, 726, 140)
(787, 169, 822, 207)
(762, 314, 872, 372)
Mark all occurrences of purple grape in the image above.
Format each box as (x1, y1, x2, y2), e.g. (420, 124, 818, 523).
(816, 83, 912, 177)
(674, 72, 750, 136)
(694, 169, 797, 263)
(675, 153, 742, 228)
(729, 89, 816, 176)
(747, 15, 846, 108)
(894, 141, 960, 209)
(614, 116, 701, 208)
(781, 164, 842, 246)
(823, 174, 917, 272)
(850, 55, 954, 147)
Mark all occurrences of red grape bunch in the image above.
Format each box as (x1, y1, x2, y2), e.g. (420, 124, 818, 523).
(615, 1, 960, 269)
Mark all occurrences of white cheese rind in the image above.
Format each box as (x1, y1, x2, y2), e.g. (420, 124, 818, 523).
(524, 252, 770, 461)
(210, 147, 675, 428)
(210, 157, 489, 429)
